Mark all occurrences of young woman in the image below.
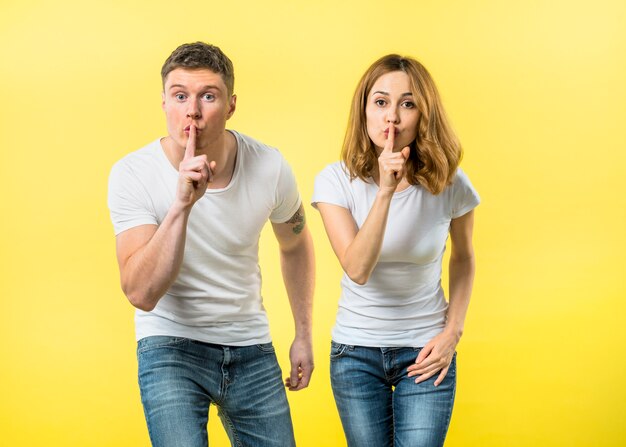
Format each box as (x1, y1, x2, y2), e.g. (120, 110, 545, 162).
(312, 54, 480, 446)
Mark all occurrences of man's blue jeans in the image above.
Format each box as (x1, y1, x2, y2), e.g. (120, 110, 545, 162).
(137, 336, 296, 447)
(330, 342, 456, 447)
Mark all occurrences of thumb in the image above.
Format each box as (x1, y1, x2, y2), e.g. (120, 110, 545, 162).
(401, 146, 410, 160)
(290, 360, 300, 387)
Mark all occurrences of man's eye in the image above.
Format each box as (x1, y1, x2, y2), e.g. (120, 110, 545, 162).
(175, 94, 186, 101)
(203, 94, 215, 101)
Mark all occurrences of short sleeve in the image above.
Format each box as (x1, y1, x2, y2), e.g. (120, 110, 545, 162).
(450, 168, 480, 219)
(311, 163, 351, 210)
(269, 155, 302, 223)
(107, 160, 158, 235)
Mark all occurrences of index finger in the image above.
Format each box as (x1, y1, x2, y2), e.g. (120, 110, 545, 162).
(184, 124, 196, 160)
(382, 123, 395, 153)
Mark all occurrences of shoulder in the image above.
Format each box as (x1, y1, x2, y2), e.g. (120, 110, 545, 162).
(316, 161, 350, 182)
(447, 166, 480, 216)
(452, 167, 471, 184)
(231, 130, 283, 163)
(110, 139, 163, 177)
(448, 167, 478, 194)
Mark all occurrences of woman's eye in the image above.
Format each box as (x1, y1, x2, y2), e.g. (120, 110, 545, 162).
(375, 99, 386, 106)
(402, 101, 415, 108)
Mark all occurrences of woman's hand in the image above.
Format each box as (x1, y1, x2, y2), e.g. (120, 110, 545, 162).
(407, 329, 460, 386)
(377, 124, 410, 193)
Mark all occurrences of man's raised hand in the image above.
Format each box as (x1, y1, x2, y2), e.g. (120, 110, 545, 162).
(175, 125, 214, 209)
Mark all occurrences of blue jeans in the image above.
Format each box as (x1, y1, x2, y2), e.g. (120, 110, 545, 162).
(330, 342, 456, 447)
(137, 336, 295, 447)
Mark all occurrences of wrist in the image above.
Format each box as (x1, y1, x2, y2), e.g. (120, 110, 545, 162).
(171, 199, 194, 216)
(376, 188, 394, 200)
(443, 324, 464, 341)
(294, 328, 313, 341)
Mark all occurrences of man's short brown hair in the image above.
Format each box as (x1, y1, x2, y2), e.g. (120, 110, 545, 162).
(161, 42, 234, 96)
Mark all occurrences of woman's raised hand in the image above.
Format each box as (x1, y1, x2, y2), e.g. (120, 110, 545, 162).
(377, 123, 410, 193)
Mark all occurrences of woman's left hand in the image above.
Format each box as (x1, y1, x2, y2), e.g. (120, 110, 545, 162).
(407, 330, 460, 386)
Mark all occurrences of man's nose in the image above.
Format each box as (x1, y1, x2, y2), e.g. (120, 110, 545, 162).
(186, 101, 201, 119)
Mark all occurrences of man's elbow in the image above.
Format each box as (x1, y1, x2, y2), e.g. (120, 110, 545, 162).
(122, 283, 157, 312)
(128, 295, 156, 312)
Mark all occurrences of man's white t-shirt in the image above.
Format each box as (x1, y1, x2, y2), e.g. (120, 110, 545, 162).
(312, 162, 480, 347)
(108, 131, 301, 346)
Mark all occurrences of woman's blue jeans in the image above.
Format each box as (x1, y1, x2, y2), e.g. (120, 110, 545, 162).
(330, 342, 456, 447)
(137, 336, 296, 447)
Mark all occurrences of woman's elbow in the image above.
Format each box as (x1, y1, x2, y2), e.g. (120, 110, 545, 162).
(345, 267, 370, 285)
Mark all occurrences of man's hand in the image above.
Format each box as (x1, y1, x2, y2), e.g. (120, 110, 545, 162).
(377, 123, 410, 193)
(175, 125, 215, 208)
(284, 336, 314, 391)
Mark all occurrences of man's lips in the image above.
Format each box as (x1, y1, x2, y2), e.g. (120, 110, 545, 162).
(184, 125, 201, 134)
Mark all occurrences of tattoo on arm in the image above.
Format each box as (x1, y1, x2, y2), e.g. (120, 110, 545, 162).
(285, 205, 305, 235)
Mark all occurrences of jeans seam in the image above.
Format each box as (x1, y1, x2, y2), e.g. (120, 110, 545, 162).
(330, 342, 353, 360)
(255, 343, 275, 353)
(137, 336, 188, 355)
(137, 365, 157, 445)
(220, 410, 243, 447)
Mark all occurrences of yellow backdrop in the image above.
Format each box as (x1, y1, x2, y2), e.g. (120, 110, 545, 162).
(1, 0, 625, 445)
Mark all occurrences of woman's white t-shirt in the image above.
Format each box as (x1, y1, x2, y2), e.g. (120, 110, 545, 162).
(312, 162, 480, 347)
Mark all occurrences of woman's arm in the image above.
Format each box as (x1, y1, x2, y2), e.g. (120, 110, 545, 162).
(316, 125, 409, 285)
(407, 210, 476, 385)
(316, 190, 393, 285)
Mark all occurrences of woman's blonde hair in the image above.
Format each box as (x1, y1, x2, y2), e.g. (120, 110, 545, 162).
(341, 54, 462, 194)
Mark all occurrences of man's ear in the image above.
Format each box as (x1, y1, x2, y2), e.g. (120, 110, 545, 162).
(161, 91, 166, 110)
(226, 94, 237, 120)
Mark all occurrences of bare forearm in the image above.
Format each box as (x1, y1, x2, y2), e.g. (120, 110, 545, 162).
(342, 190, 393, 284)
(280, 228, 315, 338)
(445, 254, 475, 338)
(121, 205, 190, 311)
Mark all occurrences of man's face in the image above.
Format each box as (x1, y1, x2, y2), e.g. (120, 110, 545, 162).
(162, 68, 236, 152)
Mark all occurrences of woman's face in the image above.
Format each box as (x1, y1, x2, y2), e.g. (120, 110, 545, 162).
(365, 70, 419, 154)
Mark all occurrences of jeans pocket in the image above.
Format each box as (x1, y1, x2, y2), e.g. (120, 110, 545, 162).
(255, 342, 275, 353)
(137, 336, 189, 355)
(330, 341, 351, 360)
(447, 352, 457, 375)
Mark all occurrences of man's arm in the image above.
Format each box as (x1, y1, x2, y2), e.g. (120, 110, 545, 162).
(271, 204, 315, 391)
(115, 207, 190, 311)
(115, 125, 212, 311)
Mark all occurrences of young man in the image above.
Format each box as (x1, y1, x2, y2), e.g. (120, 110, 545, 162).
(107, 42, 315, 447)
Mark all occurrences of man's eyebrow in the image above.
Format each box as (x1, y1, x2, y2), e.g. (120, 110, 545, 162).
(168, 84, 221, 91)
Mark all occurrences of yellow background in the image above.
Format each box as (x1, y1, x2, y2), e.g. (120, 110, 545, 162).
(1, 0, 625, 445)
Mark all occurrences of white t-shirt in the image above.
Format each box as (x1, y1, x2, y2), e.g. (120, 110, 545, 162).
(108, 131, 301, 345)
(312, 162, 480, 347)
